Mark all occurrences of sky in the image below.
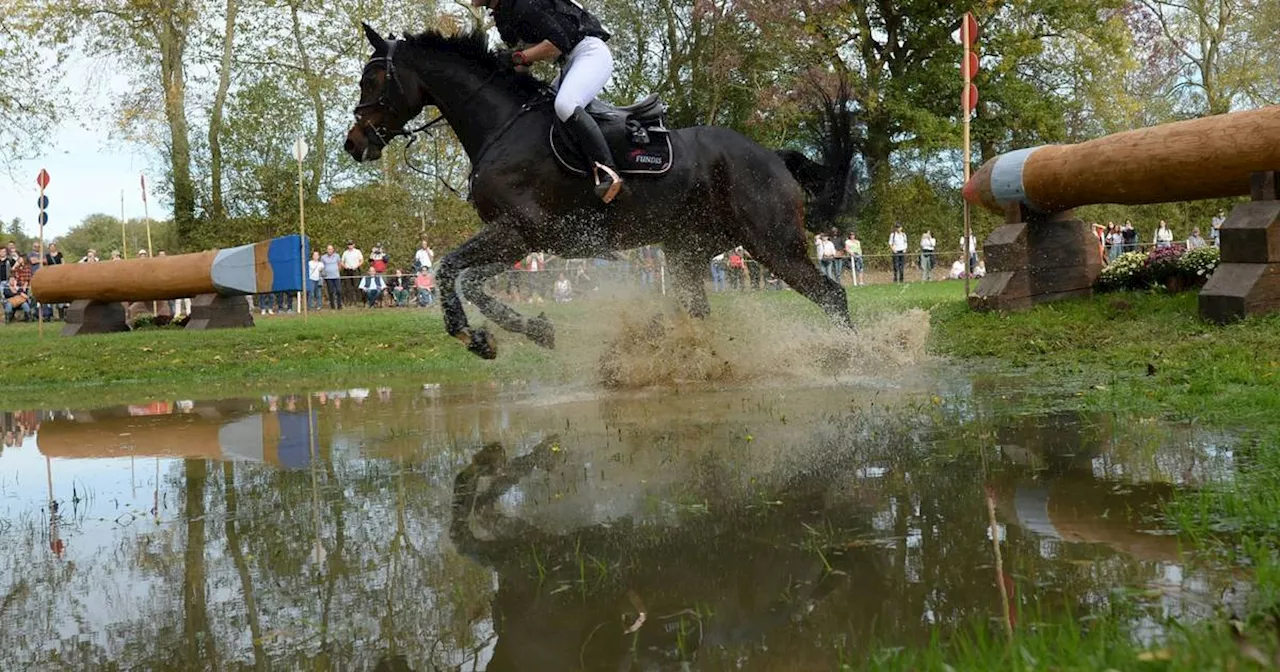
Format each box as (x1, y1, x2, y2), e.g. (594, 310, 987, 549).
(0, 59, 168, 242)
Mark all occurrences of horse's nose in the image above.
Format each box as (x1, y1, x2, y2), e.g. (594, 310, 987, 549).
(344, 137, 357, 156)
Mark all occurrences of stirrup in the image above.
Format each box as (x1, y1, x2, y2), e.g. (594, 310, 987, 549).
(592, 163, 623, 204)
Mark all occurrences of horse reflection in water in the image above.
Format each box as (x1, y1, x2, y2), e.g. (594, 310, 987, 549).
(449, 437, 881, 671)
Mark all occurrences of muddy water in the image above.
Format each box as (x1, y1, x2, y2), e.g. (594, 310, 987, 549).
(0, 382, 1239, 670)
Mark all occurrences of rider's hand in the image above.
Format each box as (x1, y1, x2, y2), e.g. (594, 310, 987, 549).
(495, 48, 522, 70)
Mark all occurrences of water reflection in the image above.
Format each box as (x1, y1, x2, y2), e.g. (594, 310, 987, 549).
(0, 385, 1238, 669)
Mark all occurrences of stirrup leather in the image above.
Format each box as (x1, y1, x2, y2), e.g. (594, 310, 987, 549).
(592, 163, 623, 204)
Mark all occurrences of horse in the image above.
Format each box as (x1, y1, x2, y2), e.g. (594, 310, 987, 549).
(345, 24, 849, 359)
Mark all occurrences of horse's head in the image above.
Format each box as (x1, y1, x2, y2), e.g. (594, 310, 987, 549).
(345, 23, 432, 162)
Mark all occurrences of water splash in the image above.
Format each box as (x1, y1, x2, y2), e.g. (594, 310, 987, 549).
(550, 293, 932, 389)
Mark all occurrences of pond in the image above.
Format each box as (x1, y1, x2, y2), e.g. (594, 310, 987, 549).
(0, 379, 1242, 670)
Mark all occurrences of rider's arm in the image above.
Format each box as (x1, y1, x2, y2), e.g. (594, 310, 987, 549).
(509, 0, 575, 54)
(516, 39, 562, 64)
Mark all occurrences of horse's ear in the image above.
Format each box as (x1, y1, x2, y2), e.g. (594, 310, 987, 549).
(363, 22, 388, 54)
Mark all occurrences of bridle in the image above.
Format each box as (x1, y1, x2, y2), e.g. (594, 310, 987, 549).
(353, 40, 448, 149)
(352, 38, 551, 198)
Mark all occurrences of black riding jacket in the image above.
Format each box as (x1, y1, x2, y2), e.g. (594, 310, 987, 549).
(492, 0, 610, 55)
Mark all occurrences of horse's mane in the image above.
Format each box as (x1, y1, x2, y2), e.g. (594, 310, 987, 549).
(400, 28, 546, 96)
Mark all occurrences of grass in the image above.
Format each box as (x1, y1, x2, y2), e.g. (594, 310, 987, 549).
(5, 279, 1280, 667)
(0, 308, 557, 408)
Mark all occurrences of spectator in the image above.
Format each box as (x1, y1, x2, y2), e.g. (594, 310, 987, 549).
(1211, 210, 1225, 247)
(1187, 227, 1208, 250)
(321, 244, 342, 309)
(1121, 220, 1138, 252)
(45, 243, 63, 266)
(553, 272, 573, 303)
(830, 228, 846, 283)
(110, 250, 122, 261)
(370, 245, 389, 275)
(1, 243, 16, 284)
(389, 269, 411, 306)
(920, 230, 936, 281)
(1106, 223, 1123, 262)
(10, 255, 32, 289)
(1154, 220, 1174, 249)
(818, 234, 837, 281)
(574, 263, 597, 292)
(358, 267, 386, 307)
(80, 249, 100, 263)
(137, 249, 149, 259)
(414, 269, 435, 306)
(949, 258, 965, 279)
(845, 233, 863, 287)
(889, 224, 908, 283)
(307, 251, 324, 311)
(960, 231, 978, 273)
(414, 240, 434, 273)
(341, 240, 365, 304)
(709, 252, 727, 292)
(3, 276, 32, 323)
(728, 248, 746, 290)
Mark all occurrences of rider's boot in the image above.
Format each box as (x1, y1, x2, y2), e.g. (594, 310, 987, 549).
(565, 106, 623, 204)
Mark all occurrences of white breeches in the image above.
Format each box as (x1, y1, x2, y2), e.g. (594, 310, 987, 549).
(552, 36, 613, 121)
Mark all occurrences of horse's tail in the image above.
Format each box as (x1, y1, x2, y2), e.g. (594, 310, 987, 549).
(775, 149, 836, 199)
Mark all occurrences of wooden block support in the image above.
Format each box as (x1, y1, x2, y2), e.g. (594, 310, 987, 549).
(185, 293, 254, 331)
(970, 206, 1102, 312)
(1199, 171, 1280, 323)
(62, 300, 129, 336)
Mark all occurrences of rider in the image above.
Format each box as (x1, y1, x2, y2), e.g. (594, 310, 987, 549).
(471, 0, 623, 203)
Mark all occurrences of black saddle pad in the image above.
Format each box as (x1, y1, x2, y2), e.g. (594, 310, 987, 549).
(550, 124, 673, 176)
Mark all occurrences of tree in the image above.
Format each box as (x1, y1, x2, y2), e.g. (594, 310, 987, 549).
(207, 0, 239, 220)
(1136, 0, 1266, 116)
(60, 0, 200, 244)
(0, 1, 65, 169)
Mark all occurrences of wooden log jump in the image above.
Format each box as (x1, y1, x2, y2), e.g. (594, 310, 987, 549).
(962, 105, 1280, 320)
(30, 235, 308, 335)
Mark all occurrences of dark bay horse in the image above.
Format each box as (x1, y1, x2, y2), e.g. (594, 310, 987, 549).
(345, 25, 849, 359)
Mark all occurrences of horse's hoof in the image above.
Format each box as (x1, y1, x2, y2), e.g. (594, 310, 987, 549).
(467, 329, 498, 359)
(526, 313, 555, 349)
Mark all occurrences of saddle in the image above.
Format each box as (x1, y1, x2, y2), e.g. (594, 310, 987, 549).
(551, 93, 675, 176)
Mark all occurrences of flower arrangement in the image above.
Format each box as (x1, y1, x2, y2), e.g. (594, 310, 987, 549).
(1179, 245, 1220, 282)
(1097, 251, 1148, 292)
(1143, 244, 1186, 284)
(1095, 245, 1220, 294)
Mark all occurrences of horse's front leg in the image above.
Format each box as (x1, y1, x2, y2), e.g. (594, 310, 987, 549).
(460, 262, 556, 349)
(435, 226, 526, 359)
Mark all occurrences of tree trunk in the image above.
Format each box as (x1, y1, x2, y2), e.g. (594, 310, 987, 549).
(208, 0, 238, 221)
(158, 9, 195, 245)
(290, 0, 325, 201)
(182, 459, 217, 667)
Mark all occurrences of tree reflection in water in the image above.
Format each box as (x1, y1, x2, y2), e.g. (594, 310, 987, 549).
(0, 385, 1239, 669)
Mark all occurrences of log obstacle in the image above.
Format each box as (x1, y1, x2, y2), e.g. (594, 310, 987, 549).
(962, 105, 1280, 320)
(30, 235, 308, 335)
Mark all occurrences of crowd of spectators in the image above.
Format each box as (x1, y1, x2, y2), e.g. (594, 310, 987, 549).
(1095, 213, 1222, 263)
(2, 240, 71, 323)
(288, 239, 438, 314)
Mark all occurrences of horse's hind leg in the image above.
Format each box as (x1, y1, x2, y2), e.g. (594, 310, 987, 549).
(666, 250, 712, 318)
(460, 262, 556, 349)
(744, 229, 851, 327)
(435, 226, 526, 359)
